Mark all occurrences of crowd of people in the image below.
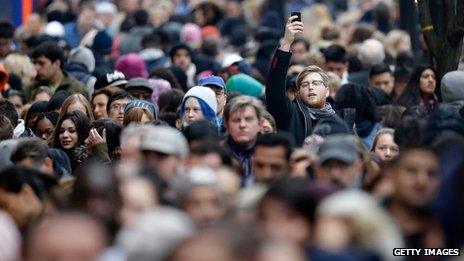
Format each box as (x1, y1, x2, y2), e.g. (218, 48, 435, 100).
(0, 0, 464, 260)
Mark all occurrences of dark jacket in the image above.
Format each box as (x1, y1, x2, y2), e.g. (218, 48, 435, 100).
(223, 137, 254, 186)
(265, 48, 341, 145)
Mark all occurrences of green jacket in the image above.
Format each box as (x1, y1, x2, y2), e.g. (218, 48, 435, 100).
(27, 71, 89, 100)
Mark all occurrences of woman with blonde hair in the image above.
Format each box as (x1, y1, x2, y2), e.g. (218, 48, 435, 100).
(3, 53, 37, 89)
(59, 93, 95, 122)
(385, 30, 411, 59)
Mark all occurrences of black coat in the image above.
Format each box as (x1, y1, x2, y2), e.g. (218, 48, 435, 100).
(265, 49, 342, 145)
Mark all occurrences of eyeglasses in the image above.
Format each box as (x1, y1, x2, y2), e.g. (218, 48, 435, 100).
(300, 80, 325, 89)
(109, 103, 128, 112)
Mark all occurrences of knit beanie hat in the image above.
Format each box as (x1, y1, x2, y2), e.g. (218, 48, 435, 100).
(180, 23, 202, 43)
(68, 46, 95, 73)
(92, 30, 113, 55)
(115, 54, 149, 79)
(441, 70, 464, 103)
(226, 73, 264, 97)
(124, 99, 158, 118)
(182, 86, 217, 115)
(150, 79, 171, 104)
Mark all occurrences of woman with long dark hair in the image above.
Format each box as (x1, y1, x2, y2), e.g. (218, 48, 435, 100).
(52, 110, 90, 172)
(397, 65, 438, 111)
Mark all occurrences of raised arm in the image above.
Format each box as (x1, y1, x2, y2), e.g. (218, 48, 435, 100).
(265, 16, 303, 130)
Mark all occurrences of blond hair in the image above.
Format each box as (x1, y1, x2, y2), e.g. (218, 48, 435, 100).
(296, 65, 330, 89)
(3, 53, 36, 87)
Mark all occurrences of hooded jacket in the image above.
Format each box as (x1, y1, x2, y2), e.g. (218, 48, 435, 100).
(441, 70, 464, 112)
(265, 48, 342, 145)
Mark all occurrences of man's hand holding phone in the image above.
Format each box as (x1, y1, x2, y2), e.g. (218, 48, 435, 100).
(280, 12, 304, 52)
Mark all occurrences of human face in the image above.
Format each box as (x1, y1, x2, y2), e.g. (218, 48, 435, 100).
(0, 186, 42, 228)
(108, 98, 129, 124)
(0, 37, 12, 57)
(26, 218, 107, 261)
(59, 119, 79, 150)
(259, 197, 310, 245)
(36, 118, 55, 143)
(369, 72, 394, 95)
(34, 91, 51, 102)
(315, 159, 361, 188)
(33, 55, 60, 83)
(7, 95, 24, 115)
(183, 97, 204, 126)
(67, 102, 88, 116)
(325, 61, 347, 79)
(373, 133, 399, 162)
(173, 49, 192, 71)
(261, 119, 274, 134)
(210, 86, 226, 116)
(252, 146, 288, 183)
(92, 94, 108, 120)
(120, 178, 157, 225)
(128, 88, 152, 101)
(291, 42, 308, 62)
(393, 149, 439, 208)
(140, 112, 151, 124)
(419, 69, 436, 95)
(182, 186, 225, 228)
(298, 73, 329, 108)
(225, 106, 262, 145)
(143, 151, 180, 183)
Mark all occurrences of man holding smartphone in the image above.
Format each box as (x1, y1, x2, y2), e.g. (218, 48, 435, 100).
(265, 15, 343, 145)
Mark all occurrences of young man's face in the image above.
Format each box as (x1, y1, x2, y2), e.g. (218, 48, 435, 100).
(252, 145, 288, 183)
(392, 149, 439, 208)
(34, 55, 61, 83)
(173, 49, 192, 71)
(209, 86, 226, 116)
(225, 106, 262, 146)
(314, 159, 362, 188)
(298, 72, 329, 109)
(369, 72, 394, 95)
(0, 37, 12, 58)
(291, 42, 308, 62)
(325, 61, 347, 79)
(108, 98, 130, 124)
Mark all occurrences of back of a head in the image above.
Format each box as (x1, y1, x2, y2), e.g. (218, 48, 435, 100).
(0, 115, 13, 141)
(133, 9, 149, 26)
(264, 178, 317, 225)
(117, 207, 195, 261)
(182, 119, 219, 143)
(10, 138, 49, 166)
(0, 20, 14, 39)
(0, 166, 55, 201)
(358, 39, 385, 68)
(441, 70, 464, 103)
(335, 83, 377, 122)
(422, 104, 464, 144)
(323, 44, 346, 63)
(0, 99, 18, 127)
(369, 63, 392, 79)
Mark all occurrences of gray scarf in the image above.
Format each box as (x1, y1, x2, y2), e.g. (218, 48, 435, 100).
(305, 102, 336, 120)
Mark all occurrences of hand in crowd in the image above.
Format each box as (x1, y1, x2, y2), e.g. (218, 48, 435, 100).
(280, 15, 304, 52)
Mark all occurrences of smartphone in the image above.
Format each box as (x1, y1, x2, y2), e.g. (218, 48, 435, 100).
(291, 11, 301, 22)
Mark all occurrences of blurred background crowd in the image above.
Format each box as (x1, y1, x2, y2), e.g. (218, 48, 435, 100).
(0, 0, 464, 260)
